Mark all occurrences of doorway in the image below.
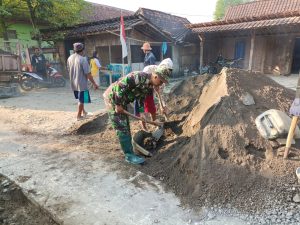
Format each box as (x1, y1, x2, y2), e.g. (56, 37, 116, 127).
(291, 38, 300, 73)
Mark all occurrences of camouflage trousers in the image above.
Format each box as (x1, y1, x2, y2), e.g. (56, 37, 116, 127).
(108, 110, 131, 137)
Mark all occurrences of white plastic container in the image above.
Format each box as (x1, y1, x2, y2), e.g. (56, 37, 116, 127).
(296, 167, 300, 183)
(255, 109, 300, 140)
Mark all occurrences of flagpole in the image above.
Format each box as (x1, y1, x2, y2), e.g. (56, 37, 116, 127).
(120, 10, 127, 77)
(121, 9, 125, 77)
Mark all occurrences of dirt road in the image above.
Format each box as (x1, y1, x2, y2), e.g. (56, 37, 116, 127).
(0, 86, 248, 224)
(1, 72, 299, 225)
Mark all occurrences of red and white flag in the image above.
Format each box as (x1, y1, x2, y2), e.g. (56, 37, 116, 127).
(120, 15, 128, 58)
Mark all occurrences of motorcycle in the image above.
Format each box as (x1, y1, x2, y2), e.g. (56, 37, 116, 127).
(200, 62, 218, 75)
(216, 55, 243, 69)
(19, 67, 66, 91)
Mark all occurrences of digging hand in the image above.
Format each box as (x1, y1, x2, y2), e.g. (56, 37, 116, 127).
(162, 106, 169, 115)
(289, 98, 300, 116)
(115, 105, 125, 114)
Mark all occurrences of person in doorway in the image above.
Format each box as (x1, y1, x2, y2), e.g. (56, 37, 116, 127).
(67, 43, 99, 121)
(90, 51, 101, 86)
(31, 47, 47, 80)
(103, 66, 171, 165)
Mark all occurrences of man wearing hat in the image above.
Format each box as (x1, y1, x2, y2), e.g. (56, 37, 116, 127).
(103, 66, 170, 165)
(67, 43, 99, 121)
(141, 42, 156, 67)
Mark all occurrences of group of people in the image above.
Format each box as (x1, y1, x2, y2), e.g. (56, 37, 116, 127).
(67, 41, 172, 165)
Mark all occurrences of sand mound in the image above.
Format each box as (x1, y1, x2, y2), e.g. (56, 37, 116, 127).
(67, 113, 109, 135)
(141, 68, 299, 212)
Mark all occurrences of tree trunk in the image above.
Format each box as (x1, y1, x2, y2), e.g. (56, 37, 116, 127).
(25, 0, 36, 30)
(25, 0, 41, 47)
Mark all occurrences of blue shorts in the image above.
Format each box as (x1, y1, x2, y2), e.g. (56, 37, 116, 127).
(74, 90, 91, 104)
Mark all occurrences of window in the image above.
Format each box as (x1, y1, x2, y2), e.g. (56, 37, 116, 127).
(130, 45, 144, 63)
(7, 30, 17, 39)
(234, 40, 246, 59)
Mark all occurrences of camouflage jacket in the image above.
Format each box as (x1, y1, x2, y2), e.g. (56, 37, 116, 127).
(104, 71, 153, 109)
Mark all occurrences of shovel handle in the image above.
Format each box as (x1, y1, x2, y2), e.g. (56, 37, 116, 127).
(284, 116, 299, 159)
(155, 89, 168, 121)
(123, 110, 163, 127)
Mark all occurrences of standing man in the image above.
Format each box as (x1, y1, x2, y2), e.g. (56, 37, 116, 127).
(67, 43, 98, 121)
(141, 42, 156, 66)
(103, 66, 171, 165)
(31, 47, 47, 80)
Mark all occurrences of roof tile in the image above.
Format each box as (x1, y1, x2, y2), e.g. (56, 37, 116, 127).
(224, 0, 300, 21)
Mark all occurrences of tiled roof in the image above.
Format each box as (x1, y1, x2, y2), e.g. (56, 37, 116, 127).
(137, 8, 192, 42)
(191, 16, 300, 33)
(42, 7, 195, 43)
(189, 0, 300, 34)
(66, 15, 141, 37)
(225, 0, 300, 21)
(41, 15, 173, 41)
(81, 3, 134, 22)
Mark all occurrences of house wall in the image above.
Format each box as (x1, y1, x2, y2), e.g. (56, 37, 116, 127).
(202, 33, 297, 75)
(176, 44, 200, 76)
(79, 30, 192, 76)
(219, 36, 251, 70)
(263, 35, 294, 75)
(0, 23, 50, 49)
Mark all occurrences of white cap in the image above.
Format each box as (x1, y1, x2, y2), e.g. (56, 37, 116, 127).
(159, 58, 173, 70)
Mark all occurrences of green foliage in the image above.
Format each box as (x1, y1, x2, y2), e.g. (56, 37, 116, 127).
(0, 0, 86, 42)
(214, 0, 252, 21)
(0, 0, 26, 40)
(22, 0, 86, 27)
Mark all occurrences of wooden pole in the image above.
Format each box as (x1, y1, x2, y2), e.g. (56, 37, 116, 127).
(199, 35, 204, 74)
(248, 31, 256, 72)
(284, 116, 299, 159)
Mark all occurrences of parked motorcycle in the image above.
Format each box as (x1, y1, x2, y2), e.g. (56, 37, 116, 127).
(19, 67, 66, 91)
(216, 55, 243, 69)
(200, 62, 218, 75)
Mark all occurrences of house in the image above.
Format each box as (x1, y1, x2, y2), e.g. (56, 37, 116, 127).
(40, 7, 199, 77)
(188, 0, 300, 75)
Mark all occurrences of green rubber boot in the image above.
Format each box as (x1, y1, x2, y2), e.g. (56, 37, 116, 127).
(118, 133, 145, 165)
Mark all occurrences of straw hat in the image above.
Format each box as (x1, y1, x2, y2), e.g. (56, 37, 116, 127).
(141, 42, 152, 50)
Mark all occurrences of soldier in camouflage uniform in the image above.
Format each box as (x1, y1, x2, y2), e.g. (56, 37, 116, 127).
(103, 66, 170, 164)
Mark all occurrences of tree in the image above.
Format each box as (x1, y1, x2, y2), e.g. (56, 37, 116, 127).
(0, 0, 86, 46)
(22, 0, 86, 46)
(0, 0, 25, 41)
(214, 0, 252, 21)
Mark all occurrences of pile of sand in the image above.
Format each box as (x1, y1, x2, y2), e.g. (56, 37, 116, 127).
(141, 68, 299, 212)
(69, 68, 299, 212)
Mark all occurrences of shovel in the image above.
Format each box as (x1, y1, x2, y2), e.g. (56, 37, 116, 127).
(123, 110, 163, 127)
(123, 109, 165, 141)
(155, 89, 169, 121)
(151, 90, 169, 141)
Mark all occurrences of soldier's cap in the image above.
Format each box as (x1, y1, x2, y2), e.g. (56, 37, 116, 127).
(154, 65, 171, 83)
(73, 42, 84, 52)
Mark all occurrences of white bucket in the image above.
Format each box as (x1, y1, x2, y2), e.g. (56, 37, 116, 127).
(296, 167, 300, 183)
